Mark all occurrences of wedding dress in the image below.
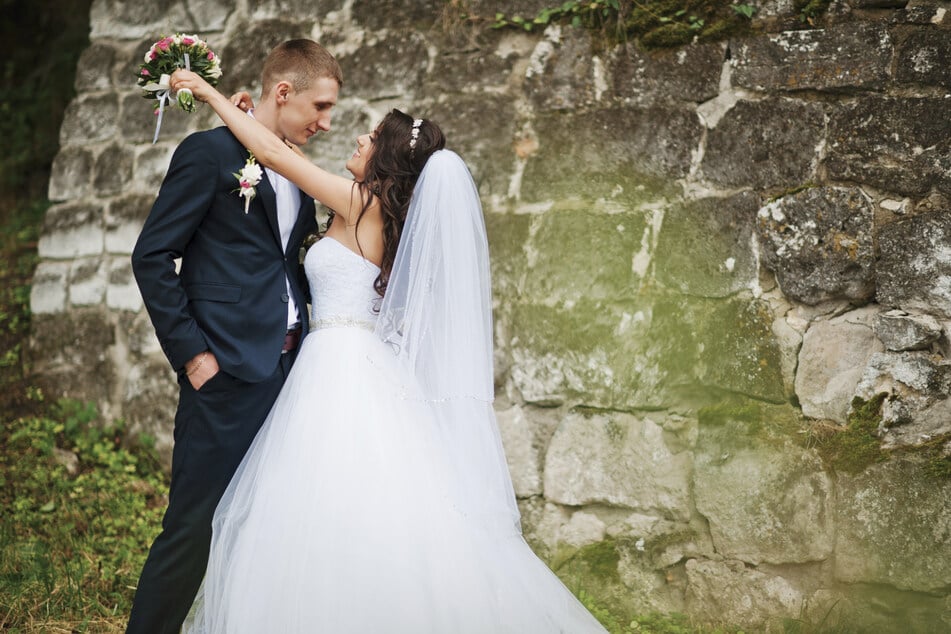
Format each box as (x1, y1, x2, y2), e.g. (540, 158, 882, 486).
(184, 151, 607, 633)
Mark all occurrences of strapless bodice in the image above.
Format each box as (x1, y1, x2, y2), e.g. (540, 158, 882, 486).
(304, 237, 381, 330)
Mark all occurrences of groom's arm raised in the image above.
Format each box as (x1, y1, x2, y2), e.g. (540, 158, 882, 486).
(131, 133, 217, 382)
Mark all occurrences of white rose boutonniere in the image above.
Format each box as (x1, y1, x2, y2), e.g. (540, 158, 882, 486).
(234, 152, 263, 213)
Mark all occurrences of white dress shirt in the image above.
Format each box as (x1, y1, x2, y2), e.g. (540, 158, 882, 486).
(248, 110, 301, 329)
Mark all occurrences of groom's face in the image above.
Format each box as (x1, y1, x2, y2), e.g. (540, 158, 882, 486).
(276, 77, 339, 146)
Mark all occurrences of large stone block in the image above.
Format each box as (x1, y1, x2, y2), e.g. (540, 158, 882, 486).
(895, 28, 951, 89)
(757, 186, 875, 305)
(90, 0, 194, 39)
(510, 292, 784, 408)
(731, 22, 891, 91)
(877, 211, 951, 319)
(525, 26, 599, 111)
(683, 296, 785, 403)
(826, 97, 951, 197)
(337, 33, 429, 101)
(494, 405, 542, 497)
(806, 584, 950, 634)
(694, 439, 834, 564)
(105, 194, 152, 254)
(462, 0, 551, 17)
(215, 20, 312, 95)
(93, 143, 135, 197)
(60, 94, 120, 145)
(48, 146, 94, 202)
(484, 211, 531, 299)
(835, 456, 951, 592)
(654, 192, 760, 298)
(611, 40, 723, 105)
(120, 93, 191, 145)
(28, 308, 116, 407)
(854, 351, 951, 447)
(38, 203, 105, 259)
(685, 559, 803, 631)
(874, 310, 943, 352)
(856, 0, 911, 7)
(354, 0, 445, 31)
(522, 106, 699, 203)
(69, 257, 106, 306)
(486, 211, 532, 382)
(30, 261, 70, 315)
(250, 0, 342, 21)
(122, 356, 178, 460)
(427, 30, 523, 95)
(543, 412, 692, 520)
(121, 310, 163, 359)
(796, 306, 884, 423)
(700, 98, 824, 190)
(888, 4, 951, 25)
(106, 257, 144, 312)
(187, 0, 236, 30)
(509, 300, 645, 407)
(523, 208, 648, 304)
(425, 94, 517, 200)
(131, 145, 174, 194)
(74, 42, 118, 92)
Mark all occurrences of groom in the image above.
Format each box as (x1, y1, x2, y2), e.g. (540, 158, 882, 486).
(128, 39, 342, 633)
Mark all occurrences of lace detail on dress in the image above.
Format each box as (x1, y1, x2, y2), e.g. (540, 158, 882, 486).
(305, 237, 381, 330)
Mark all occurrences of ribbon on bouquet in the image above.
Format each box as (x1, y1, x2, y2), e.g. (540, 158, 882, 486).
(141, 53, 193, 144)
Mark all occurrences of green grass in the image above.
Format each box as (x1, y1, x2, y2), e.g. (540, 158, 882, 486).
(0, 397, 167, 631)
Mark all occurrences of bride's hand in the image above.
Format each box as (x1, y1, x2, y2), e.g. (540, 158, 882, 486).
(230, 91, 255, 112)
(170, 69, 215, 102)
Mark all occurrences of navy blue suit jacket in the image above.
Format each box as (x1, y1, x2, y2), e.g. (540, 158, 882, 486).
(132, 126, 318, 383)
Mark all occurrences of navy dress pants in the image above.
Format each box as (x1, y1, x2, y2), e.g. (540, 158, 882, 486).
(126, 351, 296, 634)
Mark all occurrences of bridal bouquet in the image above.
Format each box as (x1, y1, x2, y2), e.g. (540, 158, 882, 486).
(137, 33, 222, 142)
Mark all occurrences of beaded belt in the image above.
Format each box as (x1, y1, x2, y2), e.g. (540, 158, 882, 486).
(312, 317, 376, 332)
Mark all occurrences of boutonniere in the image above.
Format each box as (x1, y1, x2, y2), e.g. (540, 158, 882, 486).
(234, 151, 263, 213)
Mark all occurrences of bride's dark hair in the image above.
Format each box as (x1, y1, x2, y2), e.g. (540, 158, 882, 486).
(349, 109, 445, 297)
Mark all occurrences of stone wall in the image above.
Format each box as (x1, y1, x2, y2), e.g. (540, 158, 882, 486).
(34, 0, 951, 630)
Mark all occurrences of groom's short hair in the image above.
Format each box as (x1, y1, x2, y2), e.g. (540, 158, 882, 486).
(262, 39, 343, 94)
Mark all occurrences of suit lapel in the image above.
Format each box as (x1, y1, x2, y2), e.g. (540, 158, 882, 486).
(256, 171, 284, 251)
(286, 194, 315, 257)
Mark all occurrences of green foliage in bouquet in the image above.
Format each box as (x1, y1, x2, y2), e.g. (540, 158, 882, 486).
(136, 34, 221, 113)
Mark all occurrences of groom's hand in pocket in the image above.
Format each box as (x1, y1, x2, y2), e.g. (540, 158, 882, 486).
(185, 350, 220, 391)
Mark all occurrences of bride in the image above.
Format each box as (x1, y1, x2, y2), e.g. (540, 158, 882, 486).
(170, 69, 608, 633)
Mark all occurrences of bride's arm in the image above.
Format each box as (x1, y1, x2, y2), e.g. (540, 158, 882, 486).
(170, 69, 367, 220)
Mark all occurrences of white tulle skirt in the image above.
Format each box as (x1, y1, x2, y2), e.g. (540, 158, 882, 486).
(184, 325, 607, 633)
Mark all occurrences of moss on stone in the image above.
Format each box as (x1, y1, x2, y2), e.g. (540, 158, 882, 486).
(483, 0, 755, 51)
(795, 0, 833, 22)
(697, 398, 762, 427)
(554, 538, 622, 580)
(910, 433, 951, 481)
(812, 394, 889, 475)
(624, 1, 753, 50)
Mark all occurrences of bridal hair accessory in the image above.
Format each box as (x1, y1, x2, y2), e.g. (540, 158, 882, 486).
(233, 152, 263, 213)
(409, 119, 423, 151)
(137, 34, 222, 143)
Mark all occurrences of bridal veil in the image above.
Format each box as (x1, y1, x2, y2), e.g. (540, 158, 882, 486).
(375, 149, 521, 535)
